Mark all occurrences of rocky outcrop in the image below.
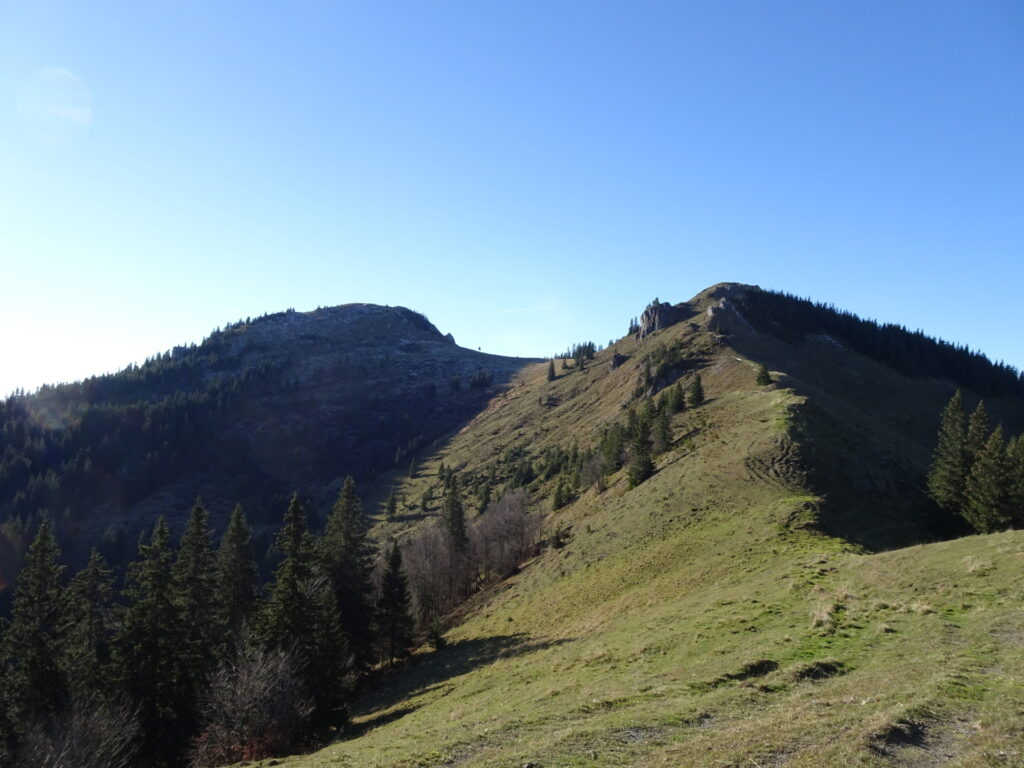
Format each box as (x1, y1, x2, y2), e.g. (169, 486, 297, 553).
(636, 299, 686, 340)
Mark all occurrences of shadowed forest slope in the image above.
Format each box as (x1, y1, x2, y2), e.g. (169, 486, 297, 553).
(269, 283, 1024, 768)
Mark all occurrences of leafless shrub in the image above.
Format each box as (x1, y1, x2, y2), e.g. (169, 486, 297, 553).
(403, 489, 541, 630)
(189, 637, 313, 767)
(15, 697, 139, 768)
(473, 489, 540, 581)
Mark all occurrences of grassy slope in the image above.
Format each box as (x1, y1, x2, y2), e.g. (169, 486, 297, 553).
(252, 292, 1024, 768)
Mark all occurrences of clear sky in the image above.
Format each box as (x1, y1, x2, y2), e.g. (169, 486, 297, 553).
(2, 1, 1022, 396)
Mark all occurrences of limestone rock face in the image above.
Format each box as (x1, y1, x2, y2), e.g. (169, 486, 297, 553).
(636, 299, 686, 340)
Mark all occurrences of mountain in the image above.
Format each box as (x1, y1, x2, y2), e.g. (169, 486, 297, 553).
(269, 283, 1024, 768)
(0, 303, 535, 577)
(3, 284, 1023, 766)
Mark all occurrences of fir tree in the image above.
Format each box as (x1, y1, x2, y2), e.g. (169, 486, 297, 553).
(756, 363, 772, 386)
(964, 426, 1013, 533)
(442, 475, 468, 549)
(65, 549, 117, 702)
(320, 477, 376, 669)
(927, 390, 969, 515)
(216, 503, 258, 639)
(377, 543, 414, 665)
(687, 375, 705, 407)
(3, 519, 69, 727)
(547, 360, 556, 381)
(119, 517, 190, 767)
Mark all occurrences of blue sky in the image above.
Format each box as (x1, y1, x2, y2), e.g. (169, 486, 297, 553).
(1, 1, 1022, 395)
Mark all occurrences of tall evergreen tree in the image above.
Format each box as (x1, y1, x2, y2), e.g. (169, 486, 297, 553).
(1007, 435, 1024, 527)
(965, 400, 991, 468)
(385, 489, 398, 522)
(442, 475, 468, 549)
(547, 360, 556, 381)
(64, 549, 117, 702)
(687, 375, 705, 407)
(173, 498, 219, 696)
(261, 494, 349, 734)
(964, 426, 1013, 534)
(627, 409, 655, 488)
(756, 363, 772, 386)
(216, 503, 259, 639)
(668, 382, 685, 414)
(927, 390, 969, 515)
(320, 477, 376, 669)
(119, 517, 190, 767)
(377, 543, 414, 665)
(2, 519, 68, 728)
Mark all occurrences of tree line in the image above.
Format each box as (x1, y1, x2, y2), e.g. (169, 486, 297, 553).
(0, 479, 411, 768)
(927, 390, 1024, 533)
(737, 289, 1024, 397)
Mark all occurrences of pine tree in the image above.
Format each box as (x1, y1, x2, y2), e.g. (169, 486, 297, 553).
(964, 426, 1013, 533)
(442, 475, 468, 549)
(377, 543, 414, 665)
(756, 363, 772, 386)
(65, 549, 117, 702)
(385, 489, 398, 522)
(119, 517, 190, 767)
(320, 477, 376, 669)
(174, 498, 219, 696)
(3, 519, 69, 727)
(216, 503, 259, 639)
(927, 390, 969, 515)
(547, 360, 556, 381)
(687, 375, 705, 407)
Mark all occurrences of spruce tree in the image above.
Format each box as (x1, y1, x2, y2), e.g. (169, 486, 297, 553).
(174, 498, 219, 696)
(119, 517, 190, 767)
(442, 475, 468, 549)
(756, 363, 772, 386)
(547, 360, 556, 381)
(1007, 435, 1024, 527)
(627, 409, 655, 488)
(965, 400, 991, 468)
(320, 477, 376, 669)
(216, 503, 259, 639)
(3, 519, 69, 727)
(687, 375, 705, 407)
(964, 426, 1013, 533)
(653, 408, 672, 455)
(927, 390, 969, 515)
(377, 543, 414, 665)
(65, 549, 117, 702)
(669, 382, 685, 413)
(261, 494, 349, 733)
(385, 489, 398, 522)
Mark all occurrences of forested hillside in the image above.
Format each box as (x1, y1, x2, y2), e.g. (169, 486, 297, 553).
(1, 284, 1023, 768)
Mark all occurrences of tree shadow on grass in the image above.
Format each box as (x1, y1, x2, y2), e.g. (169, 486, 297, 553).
(349, 633, 572, 728)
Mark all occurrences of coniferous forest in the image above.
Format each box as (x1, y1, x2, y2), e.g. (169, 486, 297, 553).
(0, 474, 543, 768)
